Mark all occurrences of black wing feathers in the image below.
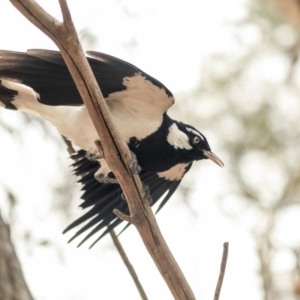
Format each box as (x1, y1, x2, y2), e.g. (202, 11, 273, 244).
(64, 150, 187, 247)
(0, 79, 18, 109)
(0, 49, 172, 106)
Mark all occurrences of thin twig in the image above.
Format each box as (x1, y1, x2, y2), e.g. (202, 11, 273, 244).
(110, 229, 148, 300)
(213, 242, 229, 300)
(10, 1, 196, 298)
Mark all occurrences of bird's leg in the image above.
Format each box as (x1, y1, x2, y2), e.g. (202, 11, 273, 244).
(94, 172, 118, 184)
(128, 137, 142, 175)
(94, 158, 118, 184)
(86, 141, 104, 161)
(94, 157, 119, 184)
(90, 140, 141, 185)
(87, 140, 118, 184)
(141, 183, 152, 206)
(128, 146, 151, 203)
(121, 183, 152, 205)
(85, 148, 102, 161)
(130, 151, 141, 175)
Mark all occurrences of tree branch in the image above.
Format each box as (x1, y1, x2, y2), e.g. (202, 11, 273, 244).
(10, 0, 196, 298)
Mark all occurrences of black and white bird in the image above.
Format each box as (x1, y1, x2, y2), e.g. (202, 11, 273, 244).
(0, 49, 223, 247)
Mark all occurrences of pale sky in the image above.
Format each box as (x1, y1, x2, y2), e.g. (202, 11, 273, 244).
(0, 1, 267, 299)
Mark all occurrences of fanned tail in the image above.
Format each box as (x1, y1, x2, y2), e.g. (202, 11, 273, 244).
(64, 150, 188, 248)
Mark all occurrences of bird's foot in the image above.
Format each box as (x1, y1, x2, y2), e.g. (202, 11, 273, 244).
(121, 183, 152, 205)
(94, 173, 118, 184)
(94, 157, 117, 184)
(86, 141, 104, 161)
(142, 183, 152, 205)
(130, 151, 141, 175)
(86, 148, 102, 161)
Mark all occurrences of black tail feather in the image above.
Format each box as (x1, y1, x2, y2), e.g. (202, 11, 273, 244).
(64, 150, 189, 247)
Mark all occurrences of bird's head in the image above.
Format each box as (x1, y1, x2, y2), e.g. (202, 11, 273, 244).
(167, 122, 224, 167)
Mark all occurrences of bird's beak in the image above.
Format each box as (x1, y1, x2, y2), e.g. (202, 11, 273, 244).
(202, 150, 224, 167)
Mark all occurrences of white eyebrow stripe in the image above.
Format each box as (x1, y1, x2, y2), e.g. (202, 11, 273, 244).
(186, 127, 205, 141)
(167, 123, 192, 150)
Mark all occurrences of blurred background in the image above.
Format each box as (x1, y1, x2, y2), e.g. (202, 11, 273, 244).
(0, 0, 300, 299)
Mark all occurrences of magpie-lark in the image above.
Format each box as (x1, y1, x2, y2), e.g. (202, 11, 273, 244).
(0, 49, 223, 247)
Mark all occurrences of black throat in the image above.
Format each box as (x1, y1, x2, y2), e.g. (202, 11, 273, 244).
(128, 114, 196, 172)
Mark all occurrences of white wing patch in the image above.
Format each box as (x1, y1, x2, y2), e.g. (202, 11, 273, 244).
(107, 73, 174, 119)
(105, 73, 174, 142)
(186, 127, 205, 141)
(122, 73, 174, 107)
(167, 123, 192, 150)
(158, 163, 189, 181)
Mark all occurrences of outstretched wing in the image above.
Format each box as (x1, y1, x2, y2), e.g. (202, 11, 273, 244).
(64, 150, 191, 248)
(0, 49, 174, 117)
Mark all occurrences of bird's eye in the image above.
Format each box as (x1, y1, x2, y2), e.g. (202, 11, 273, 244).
(193, 136, 200, 144)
